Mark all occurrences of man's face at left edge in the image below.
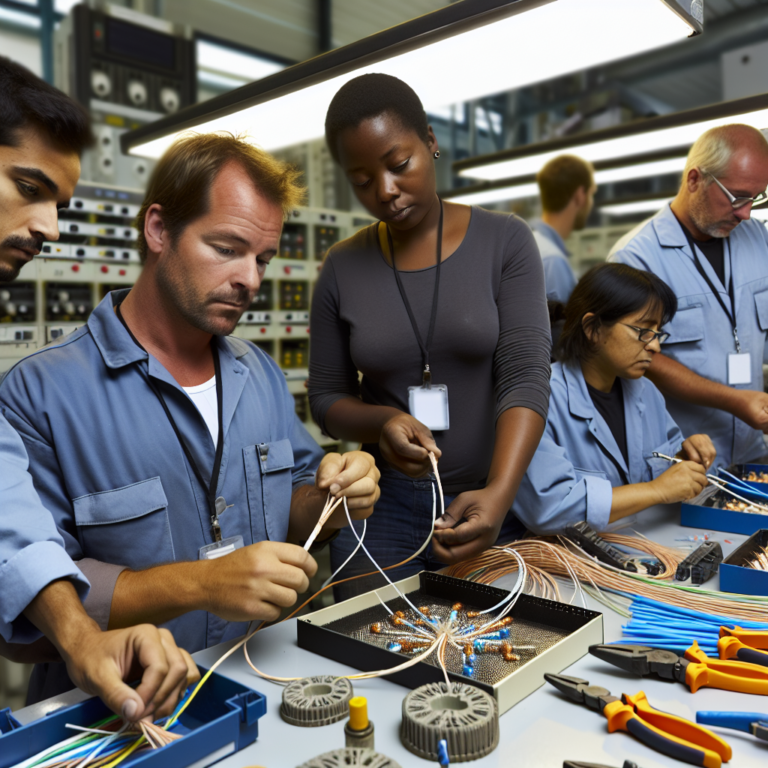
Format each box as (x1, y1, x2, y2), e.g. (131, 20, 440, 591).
(0, 126, 80, 282)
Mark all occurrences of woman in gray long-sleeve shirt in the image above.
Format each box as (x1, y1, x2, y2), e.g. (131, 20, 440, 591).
(309, 74, 551, 598)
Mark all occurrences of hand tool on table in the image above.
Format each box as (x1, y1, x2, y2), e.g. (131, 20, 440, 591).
(563, 761, 641, 768)
(545, 673, 731, 768)
(696, 711, 768, 742)
(718, 627, 768, 667)
(589, 642, 768, 694)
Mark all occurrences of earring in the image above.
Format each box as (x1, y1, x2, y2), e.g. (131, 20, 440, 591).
(433, 150, 440, 159)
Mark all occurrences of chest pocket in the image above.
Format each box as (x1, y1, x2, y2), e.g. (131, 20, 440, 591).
(754, 289, 768, 332)
(243, 438, 295, 543)
(72, 477, 173, 570)
(662, 304, 706, 369)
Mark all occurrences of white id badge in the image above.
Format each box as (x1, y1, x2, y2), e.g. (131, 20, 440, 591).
(728, 352, 752, 385)
(199, 535, 244, 560)
(408, 384, 450, 431)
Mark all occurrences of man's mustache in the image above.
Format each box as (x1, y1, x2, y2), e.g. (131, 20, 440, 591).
(2, 234, 44, 255)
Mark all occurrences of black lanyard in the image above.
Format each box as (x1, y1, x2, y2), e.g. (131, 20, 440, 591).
(115, 302, 227, 541)
(385, 197, 444, 386)
(681, 227, 741, 352)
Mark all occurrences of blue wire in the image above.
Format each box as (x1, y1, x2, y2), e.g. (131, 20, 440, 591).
(437, 738, 450, 767)
(717, 468, 768, 499)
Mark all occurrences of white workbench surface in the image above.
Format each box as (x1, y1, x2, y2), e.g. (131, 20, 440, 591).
(12, 504, 768, 767)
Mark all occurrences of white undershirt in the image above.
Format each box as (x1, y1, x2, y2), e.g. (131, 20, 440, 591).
(183, 375, 219, 446)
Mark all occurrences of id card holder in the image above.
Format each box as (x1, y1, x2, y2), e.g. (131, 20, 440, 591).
(728, 352, 752, 385)
(408, 384, 450, 431)
(199, 535, 244, 560)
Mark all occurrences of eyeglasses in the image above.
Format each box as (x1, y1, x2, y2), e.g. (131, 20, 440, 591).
(703, 171, 768, 210)
(622, 323, 670, 345)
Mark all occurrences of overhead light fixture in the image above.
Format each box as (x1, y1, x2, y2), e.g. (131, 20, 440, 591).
(122, 0, 701, 159)
(456, 92, 768, 182)
(600, 197, 673, 217)
(444, 151, 688, 206)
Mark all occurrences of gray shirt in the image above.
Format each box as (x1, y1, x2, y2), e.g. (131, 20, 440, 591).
(309, 206, 551, 493)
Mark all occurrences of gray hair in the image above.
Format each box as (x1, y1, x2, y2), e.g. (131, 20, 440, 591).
(683, 123, 768, 181)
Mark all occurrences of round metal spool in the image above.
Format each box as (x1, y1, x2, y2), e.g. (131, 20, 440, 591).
(281, 675, 354, 727)
(400, 682, 499, 762)
(296, 748, 401, 768)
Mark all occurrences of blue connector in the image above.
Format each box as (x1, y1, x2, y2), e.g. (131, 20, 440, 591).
(387, 642, 402, 652)
(461, 664, 474, 677)
(437, 738, 450, 766)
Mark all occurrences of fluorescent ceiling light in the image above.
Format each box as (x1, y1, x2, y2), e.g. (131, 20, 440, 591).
(601, 198, 672, 216)
(196, 40, 285, 83)
(0, 6, 40, 28)
(458, 94, 768, 182)
(123, 0, 700, 159)
(444, 154, 687, 206)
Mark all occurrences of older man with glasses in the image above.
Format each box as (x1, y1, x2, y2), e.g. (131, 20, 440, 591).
(610, 124, 768, 468)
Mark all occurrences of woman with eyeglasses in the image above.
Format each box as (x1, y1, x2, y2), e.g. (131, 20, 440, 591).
(511, 262, 716, 533)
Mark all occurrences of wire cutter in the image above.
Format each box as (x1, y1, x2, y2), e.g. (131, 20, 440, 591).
(545, 674, 731, 768)
(563, 762, 641, 768)
(696, 711, 768, 742)
(589, 641, 768, 694)
(718, 627, 768, 668)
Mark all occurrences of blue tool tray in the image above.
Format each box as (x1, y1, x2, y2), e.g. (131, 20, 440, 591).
(722, 464, 768, 501)
(0, 667, 266, 768)
(720, 529, 768, 596)
(681, 484, 768, 536)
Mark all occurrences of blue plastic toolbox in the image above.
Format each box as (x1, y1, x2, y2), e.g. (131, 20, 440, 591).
(680, 485, 768, 536)
(0, 667, 266, 768)
(721, 464, 768, 500)
(720, 529, 768, 596)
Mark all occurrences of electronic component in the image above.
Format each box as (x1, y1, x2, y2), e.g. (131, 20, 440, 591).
(315, 224, 340, 260)
(44, 283, 92, 322)
(281, 675, 353, 728)
(282, 340, 308, 369)
(280, 223, 307, 260)
(564, 521, 638, 572)
(674, 541, 723, 585)
(297, 749, 401, 768)
(400, 682, 499, 761)
(279, 280, 309, 310)
(0, 283, 35, 324)
(345, 696, 375, 749)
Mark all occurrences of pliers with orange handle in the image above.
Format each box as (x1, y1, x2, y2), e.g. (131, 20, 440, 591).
(718, 626, 768, 667)
(545, 673, 732, 768)
(589, 641, 768, 694)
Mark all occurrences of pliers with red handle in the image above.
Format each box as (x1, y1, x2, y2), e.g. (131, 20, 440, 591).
(589, 641, 768, 694)
(545, 674, 732, 768)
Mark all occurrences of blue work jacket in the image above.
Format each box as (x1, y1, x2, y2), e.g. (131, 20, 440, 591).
(0, 289, 324, 656)
(532, 222, 577, 304)
(610, 205, 768, 467)
(0, 413, 89, 642)
(511, 361, 683, 533)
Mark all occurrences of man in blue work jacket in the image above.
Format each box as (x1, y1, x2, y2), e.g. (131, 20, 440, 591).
(611, 124, 768, 468)
(0, 56, 197, 717)
(532, 154, 595, 304)
(0, 131, 381, 702)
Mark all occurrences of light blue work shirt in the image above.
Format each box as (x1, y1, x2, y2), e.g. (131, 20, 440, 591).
(610, 204, 768, 467)
(532, 222, 577, 304)
(511, 361, 683, 533)
(0, 413, 89, 643)
(0, 289, 324, 658)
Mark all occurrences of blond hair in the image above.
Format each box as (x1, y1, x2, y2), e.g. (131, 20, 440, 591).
(683, 123, 768, 182)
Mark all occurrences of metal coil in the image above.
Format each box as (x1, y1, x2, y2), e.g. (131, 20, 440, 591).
(280, 675, 354, 727)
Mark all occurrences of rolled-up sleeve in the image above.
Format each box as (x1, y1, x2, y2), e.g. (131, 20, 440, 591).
(494, 218, 552, 422)
(0, 411, 89, 643)
(512, 427, 613, 534)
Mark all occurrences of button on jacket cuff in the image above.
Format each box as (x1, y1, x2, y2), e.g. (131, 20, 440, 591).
(78, 558, 127, 631)
(0, 541, 90, 643)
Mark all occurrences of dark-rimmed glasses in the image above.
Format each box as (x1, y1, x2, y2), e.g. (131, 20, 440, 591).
(704, 170, 768, 210)
(622, 324, 670, 344)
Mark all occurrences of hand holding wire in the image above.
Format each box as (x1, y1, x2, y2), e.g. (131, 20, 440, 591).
(315, 450, 380, 521)
(432, 487, 507, 564)
(649, 459, 708, 504)
(680, 434, 717, 469)
(379, 412, 441, 477)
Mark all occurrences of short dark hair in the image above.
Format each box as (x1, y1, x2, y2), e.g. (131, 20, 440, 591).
(558, 263, 677, 363)
(136, 133, 305, 262)
(325, 73, 430, 163)
(537, 155, 593, 213)
(0, 57, 93, 154)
